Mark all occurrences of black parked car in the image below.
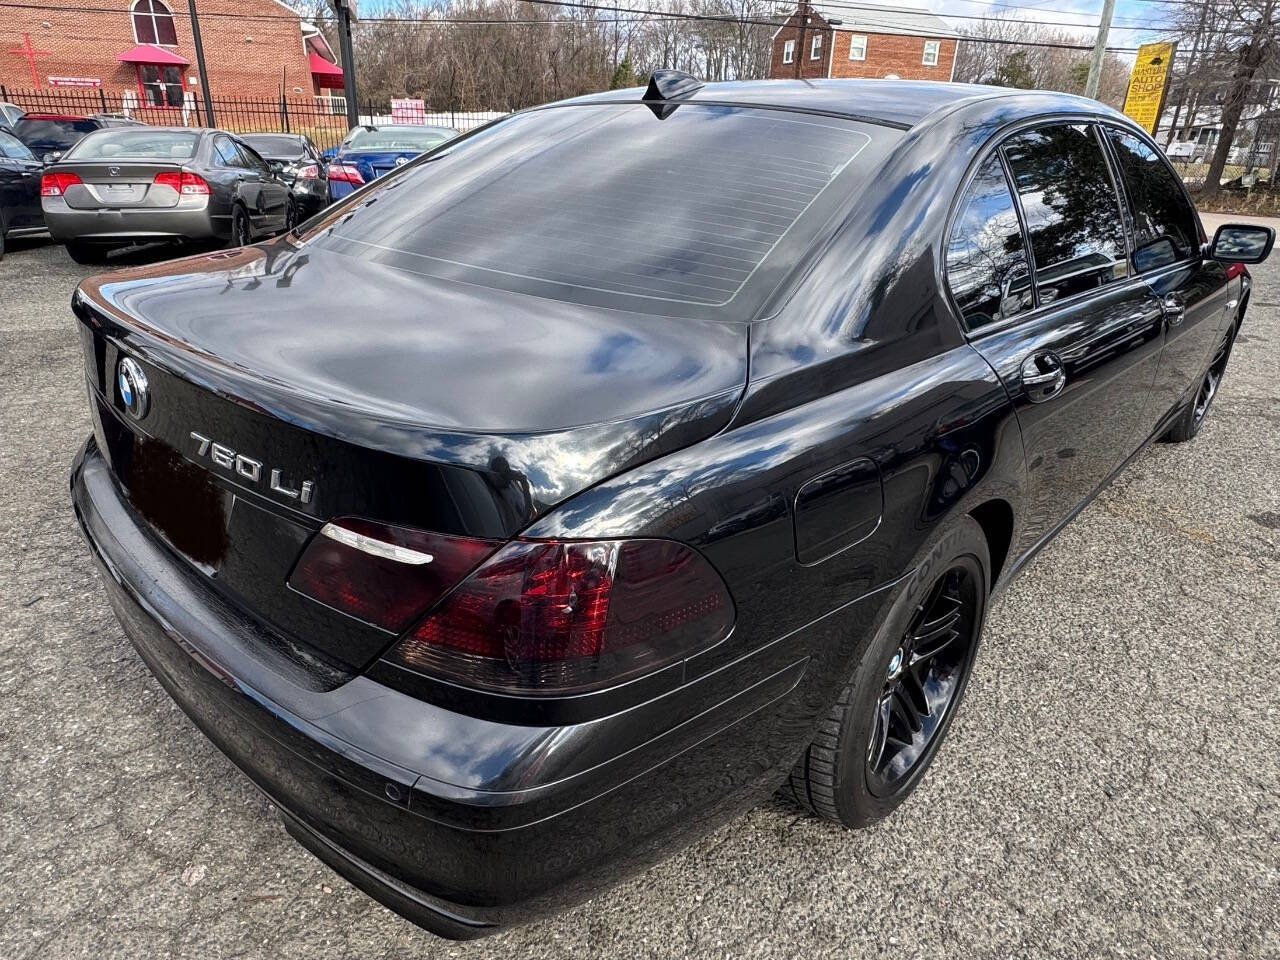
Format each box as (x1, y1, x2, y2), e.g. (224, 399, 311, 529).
(42, 127, 292, 263)
(240, 133, 330, 227)
(13, 112, 142, 161)
(0, 128, 44, 259)
(69, 76, 1271, 938)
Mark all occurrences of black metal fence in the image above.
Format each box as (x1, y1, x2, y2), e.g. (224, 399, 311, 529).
(0, 86, 505, 152)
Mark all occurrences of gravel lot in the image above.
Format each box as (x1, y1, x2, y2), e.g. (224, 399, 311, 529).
(1, 216, 1277, 960)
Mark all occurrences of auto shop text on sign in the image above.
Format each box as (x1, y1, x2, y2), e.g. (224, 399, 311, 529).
(1123, 42, 1176, 134)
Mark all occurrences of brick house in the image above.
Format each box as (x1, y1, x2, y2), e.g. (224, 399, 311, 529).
(770, 3, 959, 83)
(1, 0, 343, 104)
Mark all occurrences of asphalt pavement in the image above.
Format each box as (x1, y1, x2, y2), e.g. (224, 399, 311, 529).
(1, 217, 1277, 959)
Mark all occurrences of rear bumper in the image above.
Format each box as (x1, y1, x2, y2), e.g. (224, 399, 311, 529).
(43, 197, 218, 243)
(70, 437, 819, 937)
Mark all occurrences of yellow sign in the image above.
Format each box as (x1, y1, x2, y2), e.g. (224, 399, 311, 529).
(1123, 42, 1176, 134)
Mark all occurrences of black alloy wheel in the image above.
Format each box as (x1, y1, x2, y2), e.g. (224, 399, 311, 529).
(232, 206, 252, 247)
(1192, 337, 1231, 429)
(865, 563, 981, 797)
(285, 198, 298, 232)
(1166, 330, 1235, 442)
(781, 515, 989, 828)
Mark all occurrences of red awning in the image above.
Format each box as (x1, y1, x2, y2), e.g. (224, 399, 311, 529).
(117, 44, 190, 66)
(309, 52, 344, 89)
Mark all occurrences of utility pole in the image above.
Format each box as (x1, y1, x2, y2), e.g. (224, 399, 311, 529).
(1085, 0, 1117, 99)
(795, 0, 806, 79)
(187, 0, 215, 125)
(332, 0, 359, 130)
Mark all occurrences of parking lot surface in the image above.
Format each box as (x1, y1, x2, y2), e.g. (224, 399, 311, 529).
(1, 218, 1277, 959)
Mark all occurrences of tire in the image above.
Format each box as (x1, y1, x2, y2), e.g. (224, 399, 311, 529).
(285, 198, 298, 232)
(1164, 330, 1235, 443)
(230, 205, 252, 247)
(65, 241, 111, 265)
(782, 515, 991, 828)
(0, 226, 6, 262)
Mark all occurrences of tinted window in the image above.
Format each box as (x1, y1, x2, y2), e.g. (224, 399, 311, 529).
(0, 130, 34, 160)
(241, 134, 307, 160)
(1106, 129, 1200, 271)
(66, 129, 196, 160)
(947, 154, 1032, 329)
(341, 126, 456, 152)
(13, 117, 99, 154)
(305, 104, 883, 316)
(1002, 124, 1129, 305)
(236, 141, 271, 174)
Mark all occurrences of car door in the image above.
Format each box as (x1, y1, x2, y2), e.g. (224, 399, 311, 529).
(0, 130, 42, 228)
(1102, 126, 1233, 426)
(232, 138, 289, 233)
(948, 122, 1166, 543)
(208, 135, 247, 236)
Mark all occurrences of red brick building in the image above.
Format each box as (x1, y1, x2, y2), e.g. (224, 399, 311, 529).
(770, 3, 959, 83)
(1, 0, 343, 103)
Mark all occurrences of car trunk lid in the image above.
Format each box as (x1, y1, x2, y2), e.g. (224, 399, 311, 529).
(73, 240, 747, 668)
(58, 160, 187, 209)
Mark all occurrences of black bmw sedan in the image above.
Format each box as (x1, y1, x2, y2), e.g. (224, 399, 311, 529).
(69, 75, 1271, 937)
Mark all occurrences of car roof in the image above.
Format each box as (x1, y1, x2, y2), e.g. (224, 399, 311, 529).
(563, 79, 1117, 131)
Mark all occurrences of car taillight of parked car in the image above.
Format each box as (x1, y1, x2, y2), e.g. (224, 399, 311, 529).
(289, 519, 734, 695)
(153, 171, 211, 196)
(41, 171, 82, 197)
(327, 164, 364, 185)
(298, 163, 320, 180)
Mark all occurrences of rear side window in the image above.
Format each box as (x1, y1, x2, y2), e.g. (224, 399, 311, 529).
(946, 154, 1033, 329)
(305, 104, 885, 318)
(66, 130, 197, 161)
(0, 130, 33, 159)
(213, 137, 242, 167)
(1105, 129, 1200, 272)
(14, 117, 98, 153)
(1002, 124, 1129, 305)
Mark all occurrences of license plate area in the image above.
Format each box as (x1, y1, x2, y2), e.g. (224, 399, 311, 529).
(114, 426, 231, 572)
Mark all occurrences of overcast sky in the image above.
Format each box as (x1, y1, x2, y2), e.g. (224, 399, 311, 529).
(897, 0, 1175, 50)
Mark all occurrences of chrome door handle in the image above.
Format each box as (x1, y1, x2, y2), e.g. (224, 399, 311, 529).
(1020, 351, 1067, 403)
(1162, 294, 1186, 326)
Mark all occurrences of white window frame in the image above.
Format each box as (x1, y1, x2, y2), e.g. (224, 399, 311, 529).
(848, 34, 868, 61)
(811, 34, 823, 60)
(782, 39, 795, 64)
(922, 40, 941, 67)
(131, 0, 178, 47)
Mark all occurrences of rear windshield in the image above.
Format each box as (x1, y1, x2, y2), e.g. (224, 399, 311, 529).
(66, 129, 198, 161)
(242, 134, 306, 159)
(304, 104, 885, 318)
(343, 127, 456, 152)
(14, 117, 98, 153)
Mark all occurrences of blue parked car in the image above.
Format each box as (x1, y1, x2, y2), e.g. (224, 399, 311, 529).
(326, 124, 458, 198)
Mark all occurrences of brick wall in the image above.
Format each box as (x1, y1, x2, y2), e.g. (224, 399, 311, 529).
(1, 0, 319, 100)
(770, 16, 958, 82)
(769, 11, 834, 81)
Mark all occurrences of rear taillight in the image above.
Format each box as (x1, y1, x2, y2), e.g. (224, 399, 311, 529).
(327, 163, 364, 184)
(288, 518, 500, 633)
(41, 171, 82, 197)
(153, 171, 210, 195)
(299, 163, 320, 180)
(388, 538, 734, 694)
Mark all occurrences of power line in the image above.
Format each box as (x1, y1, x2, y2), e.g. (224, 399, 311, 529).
(806, 0, 1160, 30)
(0, 0, 1150, 50)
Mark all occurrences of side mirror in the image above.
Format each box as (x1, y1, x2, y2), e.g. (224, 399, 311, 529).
(43, 151, 62, 164)
(1209, 223, 1275, 264)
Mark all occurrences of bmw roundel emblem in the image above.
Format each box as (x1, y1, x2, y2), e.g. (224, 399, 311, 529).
(117, 356, 150, 420)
